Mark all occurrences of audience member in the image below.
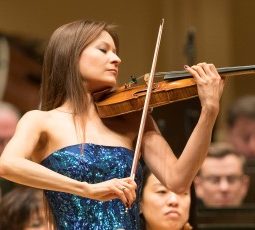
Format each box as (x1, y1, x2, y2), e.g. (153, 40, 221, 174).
(140, 166, 192, 230)
(194, 142, 249, 207)
(0, 101, 20, 154)
(0, 101, 20, 198)
(0, 186, 49, 230)
(226, 95, 255, 158)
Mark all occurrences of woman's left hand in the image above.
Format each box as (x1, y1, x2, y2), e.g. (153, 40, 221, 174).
(184, 63, 225, 114)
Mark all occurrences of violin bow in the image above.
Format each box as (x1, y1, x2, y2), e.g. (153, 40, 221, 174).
(130, 19, 164, 179)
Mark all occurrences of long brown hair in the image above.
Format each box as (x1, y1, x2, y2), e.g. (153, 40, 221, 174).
(39, 20, 119, 228)
(40, 19, 119, 115)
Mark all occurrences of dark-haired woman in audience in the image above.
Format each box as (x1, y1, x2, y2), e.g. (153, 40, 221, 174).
(140, 166, 193, 230)
(0, 186, 48, 230)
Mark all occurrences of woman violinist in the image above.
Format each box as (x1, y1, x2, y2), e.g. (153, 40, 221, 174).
(0, 20, 224, 229)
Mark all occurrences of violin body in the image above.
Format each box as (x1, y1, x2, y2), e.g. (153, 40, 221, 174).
(96, 78, 197, 118)
(95, 65, 255, 118)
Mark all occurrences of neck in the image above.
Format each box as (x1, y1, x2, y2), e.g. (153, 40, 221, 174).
(56, 100, 73, 113)
(58, 93, 94, 114)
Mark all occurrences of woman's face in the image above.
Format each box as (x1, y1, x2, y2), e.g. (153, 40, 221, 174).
(79, 30, 121, 93)
(141, 174, 191, 230)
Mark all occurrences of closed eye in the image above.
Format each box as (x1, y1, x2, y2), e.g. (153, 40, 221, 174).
(156, 190, 167, 194)
(99, 48, 107, 53)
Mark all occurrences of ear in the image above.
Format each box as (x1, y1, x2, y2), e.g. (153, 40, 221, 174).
(240, 175, 250, 198)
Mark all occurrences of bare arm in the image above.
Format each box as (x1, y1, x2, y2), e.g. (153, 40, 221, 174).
(142, 63, 224, 193)
(0, 111, 87, 195)
(0, 111, 136, 206)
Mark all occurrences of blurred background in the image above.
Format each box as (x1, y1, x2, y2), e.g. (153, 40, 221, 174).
(1, 0, 255, 144)
(0, 0, 255, 228)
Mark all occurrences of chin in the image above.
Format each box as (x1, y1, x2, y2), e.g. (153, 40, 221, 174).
(100, 76, 117, 88)
(87, 80, 116, 93)
(100, 80, 116, 91)
(156, 223, 181, 230)
(106, 76, 117, 86)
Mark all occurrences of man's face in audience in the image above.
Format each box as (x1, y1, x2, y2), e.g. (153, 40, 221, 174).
(194, 154, 249, 207)
(228, 116, 255, 158)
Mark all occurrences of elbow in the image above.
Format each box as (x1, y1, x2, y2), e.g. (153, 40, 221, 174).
(172, 185, 190, 194)
(165, 176, 191, 194)
(166, 183, 189, 194)
(167, 184, 190, 194)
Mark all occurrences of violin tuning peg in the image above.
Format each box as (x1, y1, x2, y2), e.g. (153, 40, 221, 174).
(130, 75, 137, 84)
(144, 73, 150, 86)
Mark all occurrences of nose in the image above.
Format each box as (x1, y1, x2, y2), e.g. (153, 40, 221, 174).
(166, 192, 179, 207)
(219, 178, 230, 191)
(110, 52, 121, 65)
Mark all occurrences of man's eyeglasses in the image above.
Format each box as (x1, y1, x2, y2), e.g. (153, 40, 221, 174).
(201, 175, 244, 185)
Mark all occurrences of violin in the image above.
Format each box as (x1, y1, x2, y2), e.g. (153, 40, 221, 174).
(95, 65, 255, 118)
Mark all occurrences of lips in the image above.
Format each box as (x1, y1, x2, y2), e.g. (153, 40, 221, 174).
(164, 209, 180, 218)
(106, 69, 118, 75)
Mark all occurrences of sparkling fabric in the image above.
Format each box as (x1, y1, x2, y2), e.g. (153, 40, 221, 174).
(41, 143, 142, 230)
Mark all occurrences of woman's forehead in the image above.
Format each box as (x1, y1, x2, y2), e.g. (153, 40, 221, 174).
(91, 31, 116, 47)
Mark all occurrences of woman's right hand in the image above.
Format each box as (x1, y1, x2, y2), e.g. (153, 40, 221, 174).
(83, 177, 137, 208)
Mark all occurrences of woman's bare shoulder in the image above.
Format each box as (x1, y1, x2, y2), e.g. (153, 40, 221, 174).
(20, 110, 51, 121)
(17, 110, 53, 131)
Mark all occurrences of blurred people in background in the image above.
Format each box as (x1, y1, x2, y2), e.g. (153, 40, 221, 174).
(194, 142, 249, 208)
(0, 186, 49, 230)
(226, 95, 255, 158)
(140, 166, 192, 230)
(0, 101, 20, 154)
(0, 101, 20, 198)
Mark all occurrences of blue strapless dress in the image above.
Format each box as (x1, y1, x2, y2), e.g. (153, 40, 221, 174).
(41, 143, 142, 230)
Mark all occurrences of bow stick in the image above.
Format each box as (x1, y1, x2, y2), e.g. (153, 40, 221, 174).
(130, 19, 164, 179)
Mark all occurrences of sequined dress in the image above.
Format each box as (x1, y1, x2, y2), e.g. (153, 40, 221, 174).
(41, 143, 142, 230)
